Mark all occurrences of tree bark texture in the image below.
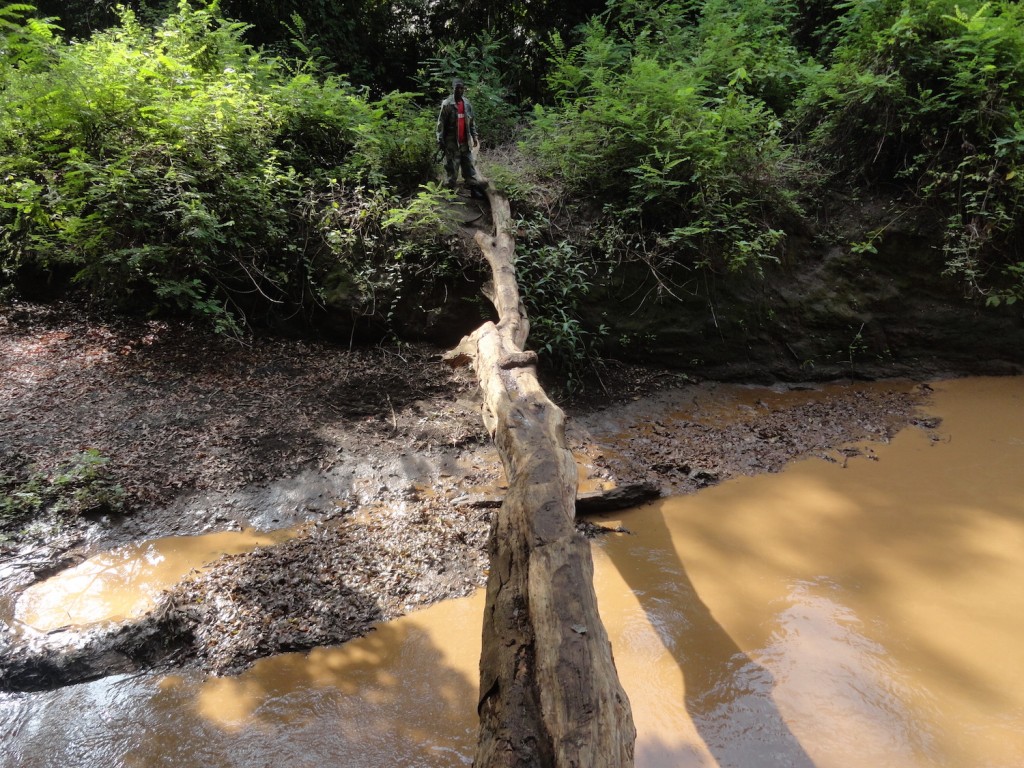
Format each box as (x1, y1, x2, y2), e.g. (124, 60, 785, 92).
(446, 186, 636, 767)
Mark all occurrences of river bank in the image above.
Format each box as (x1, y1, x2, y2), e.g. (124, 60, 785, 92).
(1, 300, 935, 689)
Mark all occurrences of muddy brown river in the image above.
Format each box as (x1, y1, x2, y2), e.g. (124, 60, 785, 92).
(2, 376, 1022, 767)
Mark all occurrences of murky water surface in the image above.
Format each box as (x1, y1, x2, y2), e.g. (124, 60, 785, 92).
(3, 376, 1023, 767)
(8, 528, 298, 633)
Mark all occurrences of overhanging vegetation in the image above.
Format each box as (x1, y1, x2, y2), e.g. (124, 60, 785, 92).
(2, 0, 1022, 373)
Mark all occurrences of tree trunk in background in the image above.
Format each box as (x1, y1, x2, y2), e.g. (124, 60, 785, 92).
(445, 184, 636, 767)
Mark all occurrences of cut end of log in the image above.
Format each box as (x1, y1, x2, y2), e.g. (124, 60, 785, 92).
(443, 335, 480, 369)
(442, 350, 473, 369)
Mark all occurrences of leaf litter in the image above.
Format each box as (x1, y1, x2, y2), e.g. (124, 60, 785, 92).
(0, 301, 935, 687)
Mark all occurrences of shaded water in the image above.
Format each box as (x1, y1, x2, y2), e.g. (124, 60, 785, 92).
(2, 596, 483, 768)
(593, 375, 1024, 766)
(3, 376, 1023, 767)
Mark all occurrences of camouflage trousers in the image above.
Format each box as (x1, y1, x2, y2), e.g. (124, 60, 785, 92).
(443, 142, 479, 189)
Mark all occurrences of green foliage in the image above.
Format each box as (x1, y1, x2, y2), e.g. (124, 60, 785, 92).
(0, 1, 438, 331)
(526, 2, 807, 275)
(6, 0, 1023, 354)
(0, 3, 60, 76)
(602, 0, 816, 113)
(415, 0, 608, 102)
(381, 181, 462, 262)
(352, 91, 439, 191)
(1, 449, 125, 536)
(800, 0, 1024, 298)
(382, 182, 456, 230)
(279, 12, 334, 75)
(312, 179, 472, 329)
(479, 162, 531, 203)
(26, 0, 125, 39)
(417, 31, 523, 145)
(525, 0, 1024, 306)
(514, 219, 607, 391)
(217, 0, 431, 90)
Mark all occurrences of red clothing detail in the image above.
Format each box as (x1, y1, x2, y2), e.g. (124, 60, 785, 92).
(456, 99, 466, 144)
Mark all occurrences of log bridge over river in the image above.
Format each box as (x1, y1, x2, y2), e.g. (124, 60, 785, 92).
(443, 181, 638, 766)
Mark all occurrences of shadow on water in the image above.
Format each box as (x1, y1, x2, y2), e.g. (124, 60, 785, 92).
(593, 376, 1024, 767)
(1, 600, 481, 768)
(602, 505, 817, 768)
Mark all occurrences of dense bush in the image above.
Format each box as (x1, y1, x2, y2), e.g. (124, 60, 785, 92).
(800, 0, 1024, 302)
(525, 0, 810, 277)
(0, 2, 441, 331)
(510, 215, 607, 391)
(522, 0, 1024, 316)
(4, 0, 1023, 367)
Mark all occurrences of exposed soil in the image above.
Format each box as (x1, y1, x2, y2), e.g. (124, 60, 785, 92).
(0, 300, 938, 691)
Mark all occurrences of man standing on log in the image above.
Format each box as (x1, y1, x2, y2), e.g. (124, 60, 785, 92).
(436, 77, 484, 199)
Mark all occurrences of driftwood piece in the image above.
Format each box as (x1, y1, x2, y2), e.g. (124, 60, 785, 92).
(455, 482, 661, 514)
(446, 182, 636, 767)
(575, 481, 661, 514)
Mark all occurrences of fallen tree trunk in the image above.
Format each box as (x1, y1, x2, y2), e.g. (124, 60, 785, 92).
(445, 184, 636, 767)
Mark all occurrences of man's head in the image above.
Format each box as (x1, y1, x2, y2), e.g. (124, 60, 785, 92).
(452, 78, 465, 99)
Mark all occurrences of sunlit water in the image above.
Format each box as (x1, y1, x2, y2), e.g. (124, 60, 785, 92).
(8, 528, 298, 634)
(2, 376, 1023, 767)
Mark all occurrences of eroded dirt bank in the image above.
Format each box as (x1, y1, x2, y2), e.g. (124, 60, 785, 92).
(1, 302, 937, 690)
